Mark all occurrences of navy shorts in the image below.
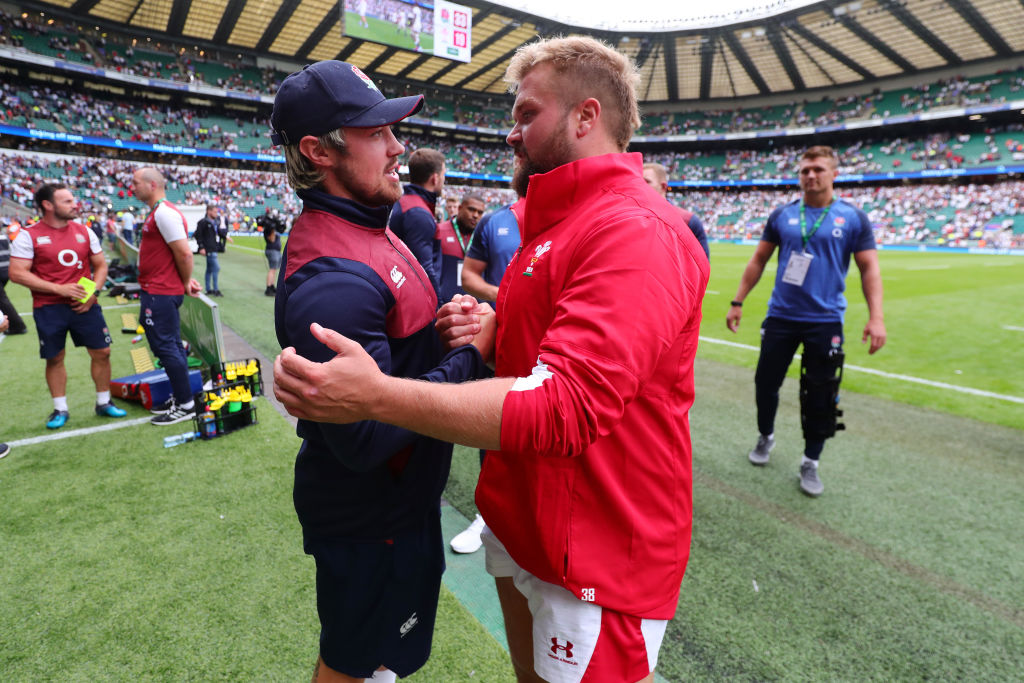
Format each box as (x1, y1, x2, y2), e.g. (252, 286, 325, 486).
(33, 303, 112, 360)
(306, 510, 444, 678)
(265, 250, 281, 269)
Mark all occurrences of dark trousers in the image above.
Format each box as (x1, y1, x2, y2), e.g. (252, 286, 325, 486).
(140, 292, 192, 404)
(754, 316, 844, 460)
(0, 278, 27, 333)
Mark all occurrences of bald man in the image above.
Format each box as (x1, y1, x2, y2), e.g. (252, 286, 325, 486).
(643, 162, 710, 259)
(131, 167, 202, 426)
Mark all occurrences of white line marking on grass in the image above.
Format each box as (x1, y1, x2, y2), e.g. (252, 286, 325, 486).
(699, 336, 1024, 404)
(1003, 325, 1024, 332)
(9, 417, 153, 448)
(706, 290, 720, 295)
(906, 265, 951, 270)
(229, 244, 265, 254)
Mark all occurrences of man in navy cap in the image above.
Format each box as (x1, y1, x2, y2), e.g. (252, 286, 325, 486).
(270, 60, 492, 683)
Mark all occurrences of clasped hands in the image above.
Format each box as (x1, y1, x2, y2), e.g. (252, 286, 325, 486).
(273, 294, 496, 423)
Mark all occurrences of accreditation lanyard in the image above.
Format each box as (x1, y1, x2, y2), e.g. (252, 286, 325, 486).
(144, 198, 165, 228)
(451, 218, 467, 256)
(798, 199, 834, 251)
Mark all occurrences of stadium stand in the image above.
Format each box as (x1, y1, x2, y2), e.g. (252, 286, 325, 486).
(1, 2, 1023, 254)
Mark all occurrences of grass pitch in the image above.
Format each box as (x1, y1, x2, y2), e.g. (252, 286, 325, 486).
(344, 11, 435, 54)
(2, 241, 1021, 680)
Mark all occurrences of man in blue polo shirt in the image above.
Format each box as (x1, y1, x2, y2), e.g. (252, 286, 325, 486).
(445, 195, 523, 554)
(461, 196, 524, 305)
(726, 145, 886, 497)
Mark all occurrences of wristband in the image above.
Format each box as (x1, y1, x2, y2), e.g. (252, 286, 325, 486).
(730, 300, 743, 307)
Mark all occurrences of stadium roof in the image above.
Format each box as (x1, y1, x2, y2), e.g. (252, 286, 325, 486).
(25, 0, 1024, 103)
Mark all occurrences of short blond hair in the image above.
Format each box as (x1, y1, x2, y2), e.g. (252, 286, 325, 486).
(802, 145, 839, 167)
(642, 162, 668, 184)
(283, 128, 347, 191)
(505, 36, 641, 151)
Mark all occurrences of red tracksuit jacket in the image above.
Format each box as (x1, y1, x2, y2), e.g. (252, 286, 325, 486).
(477, 152, 710, 619)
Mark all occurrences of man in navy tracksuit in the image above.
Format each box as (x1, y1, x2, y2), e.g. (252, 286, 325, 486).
(388, 148, 446, 299)
(269, 60, 488, 682)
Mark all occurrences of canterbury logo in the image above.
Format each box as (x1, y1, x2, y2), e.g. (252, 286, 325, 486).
(390, 265, 407, 288)
(400, 613, 418, 637)
(550, 638, 574, 658)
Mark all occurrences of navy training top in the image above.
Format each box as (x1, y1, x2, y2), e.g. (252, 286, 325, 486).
(276, 187, 487, 544)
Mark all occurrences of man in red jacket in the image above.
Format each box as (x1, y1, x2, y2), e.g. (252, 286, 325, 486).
(274, 36, 709, 683)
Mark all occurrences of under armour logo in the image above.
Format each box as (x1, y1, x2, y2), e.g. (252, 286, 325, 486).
(390, 265, 407, 288)
(550, 638, 573, 658)
(400, 613, 418, 637)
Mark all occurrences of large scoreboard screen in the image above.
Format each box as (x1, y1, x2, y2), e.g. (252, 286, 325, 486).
(342, 0, 473, 63)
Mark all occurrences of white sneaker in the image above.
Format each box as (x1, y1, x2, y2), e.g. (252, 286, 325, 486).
(450, 513, 485, 554)
(369, 668, 397, 682)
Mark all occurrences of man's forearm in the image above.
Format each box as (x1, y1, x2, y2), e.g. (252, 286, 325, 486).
(169, 244, 193, 286)
(369, 375, 513, 449)
(462, 273, 498, 302)
(861, 268, 884, 321)
(92, 262, 108, 288)
(733, 262, 764, 302)
(9, 264, 61, 295)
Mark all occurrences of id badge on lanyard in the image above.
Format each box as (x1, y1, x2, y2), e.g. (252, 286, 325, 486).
(782, 251, 813, 286)
(784, 199, 832, 287)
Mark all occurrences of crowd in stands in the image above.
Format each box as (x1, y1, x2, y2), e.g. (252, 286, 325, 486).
(0, 9, 284, 95)
(898, 75, 1006, 114)
(641, 70, 1024, 135)
(671, 180, 1024, 248)
(5, 5, 1024, 138)
(643, 124, 1024, 181)
(1, 5, 1023, 251)
(6, 68, 1024, 181)
(0, 151, 301, 234)
(2, 149, 1019, 249)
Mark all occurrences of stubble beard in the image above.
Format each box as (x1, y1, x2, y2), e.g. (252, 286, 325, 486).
(512, 118, 572, 198)
(55, 207, 79, 222)
(337, 156, 403, 207)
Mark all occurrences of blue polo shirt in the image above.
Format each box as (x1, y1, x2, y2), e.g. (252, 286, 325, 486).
(762, 197, 875, 324)
(465, 203, 521, 299)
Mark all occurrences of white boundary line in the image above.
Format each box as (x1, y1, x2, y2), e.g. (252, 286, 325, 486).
(699, 335, 1024, 404)
(228, 244, 265, 254)
(8, 416, 153, 448)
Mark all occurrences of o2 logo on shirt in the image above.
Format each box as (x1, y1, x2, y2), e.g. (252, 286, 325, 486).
(57, 248, 84, 270)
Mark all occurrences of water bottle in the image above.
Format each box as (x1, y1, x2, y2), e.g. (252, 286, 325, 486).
(202, 411, 217, 438)
(163, 431, 200, 448)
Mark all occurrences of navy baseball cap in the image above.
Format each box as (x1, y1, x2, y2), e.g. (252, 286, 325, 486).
(270, 61, 424, 146)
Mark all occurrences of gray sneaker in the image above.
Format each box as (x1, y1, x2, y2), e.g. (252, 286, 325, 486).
(748, 434, 775, 465)
(799, 462, 824, 497)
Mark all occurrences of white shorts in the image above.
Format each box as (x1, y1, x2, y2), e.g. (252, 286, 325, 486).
(482, 527, 668, 683)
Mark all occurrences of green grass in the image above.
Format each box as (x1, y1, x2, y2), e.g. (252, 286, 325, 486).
(439, 244, 1024, 680)
(0, 246, 512, 680)
(696, 245, 1024, 430)
(3, 242, 1022, 680)
(344, 11, 435, 53)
